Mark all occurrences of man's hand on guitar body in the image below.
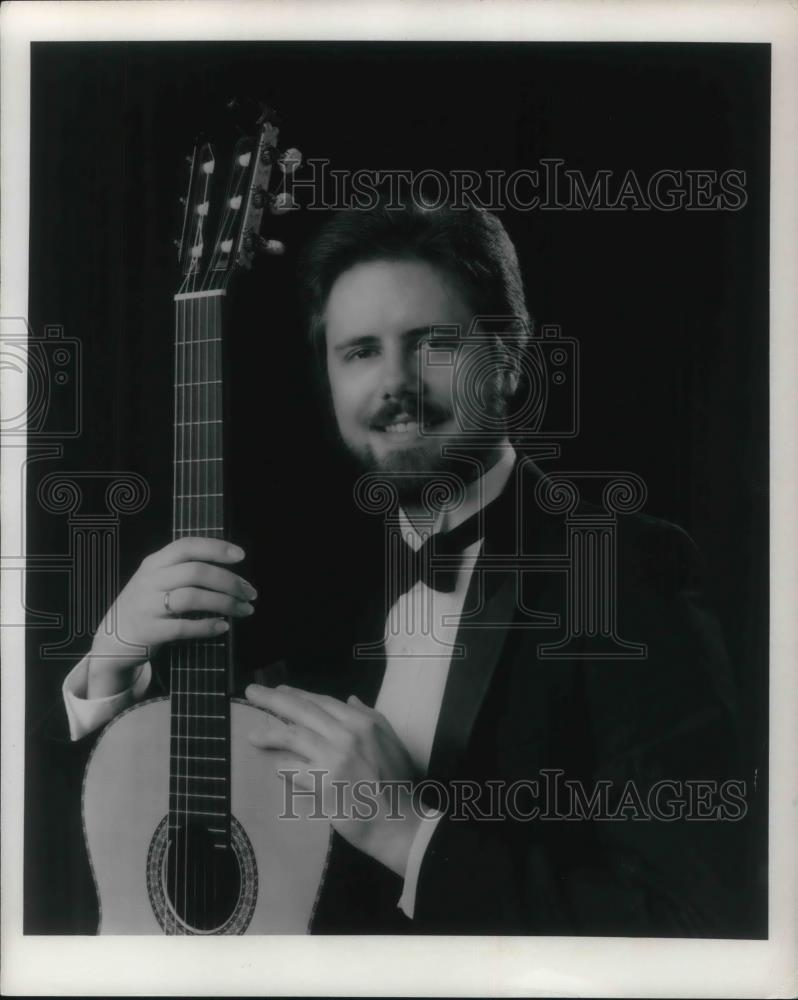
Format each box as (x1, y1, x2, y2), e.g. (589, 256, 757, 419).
(86, 537, 257, 699)
(245, 684, 424, 879)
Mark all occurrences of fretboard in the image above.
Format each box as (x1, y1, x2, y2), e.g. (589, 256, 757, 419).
(169, 288, 232, 846)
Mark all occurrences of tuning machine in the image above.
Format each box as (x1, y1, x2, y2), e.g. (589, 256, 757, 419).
(278, 148, 303, 174)
(241, 230, 285, 257)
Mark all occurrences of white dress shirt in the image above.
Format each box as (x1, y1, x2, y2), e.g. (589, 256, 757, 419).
(63, 444, 517, 919)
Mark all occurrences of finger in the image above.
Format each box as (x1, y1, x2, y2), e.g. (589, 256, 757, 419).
(158, 616, 230, 641)
(245, 684, 343, 741)
(249, 748, 309, 769)
(143, 537, 245, 571)
(158, 586, 254, 619)
(347, 694, 396, 735)
(281, 686, 366, 727)
(158, 562, 257, 601)
(247, 722, 325, 761)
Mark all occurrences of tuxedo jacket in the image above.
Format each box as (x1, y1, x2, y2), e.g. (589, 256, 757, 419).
(290, 456, 747, 936)
(31, 457, 747, 937)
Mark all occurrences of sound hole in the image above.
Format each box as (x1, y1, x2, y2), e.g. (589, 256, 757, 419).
(164, 822, 241, 932)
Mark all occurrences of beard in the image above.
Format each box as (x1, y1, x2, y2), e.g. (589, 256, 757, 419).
(342, 374, 511, 509)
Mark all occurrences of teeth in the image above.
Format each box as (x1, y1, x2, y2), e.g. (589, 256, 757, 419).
(384, 421, 418, 434)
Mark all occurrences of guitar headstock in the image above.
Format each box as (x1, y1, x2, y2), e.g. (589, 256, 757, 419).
(175, 104, 302, 296)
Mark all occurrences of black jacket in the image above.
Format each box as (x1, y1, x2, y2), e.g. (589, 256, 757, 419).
(306, 456, 746, 935)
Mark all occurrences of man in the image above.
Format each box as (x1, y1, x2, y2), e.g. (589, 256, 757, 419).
(61, 201, 743, 934)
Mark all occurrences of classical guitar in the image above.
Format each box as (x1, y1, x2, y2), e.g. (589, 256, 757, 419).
(82, 107, 330, 934)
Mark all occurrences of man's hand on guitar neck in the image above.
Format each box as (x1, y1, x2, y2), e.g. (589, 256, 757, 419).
(245, 683, 424, 879)
(85, 536, 258, 699)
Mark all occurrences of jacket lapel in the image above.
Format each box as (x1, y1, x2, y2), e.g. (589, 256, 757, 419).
(427, 456, 549, 779)
(426, 562, 516, 779)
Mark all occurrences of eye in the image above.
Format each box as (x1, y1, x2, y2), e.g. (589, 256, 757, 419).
(346, 346, 378, 361)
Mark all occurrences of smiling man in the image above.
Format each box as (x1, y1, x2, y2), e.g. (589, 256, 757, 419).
(61, 200, 743, 936)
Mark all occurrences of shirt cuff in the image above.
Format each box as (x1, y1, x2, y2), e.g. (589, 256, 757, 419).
(62, 656, 152, 741)
(397, 808, 443, 919)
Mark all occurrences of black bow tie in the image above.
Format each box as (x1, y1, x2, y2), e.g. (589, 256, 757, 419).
(387, 507, 488, 604)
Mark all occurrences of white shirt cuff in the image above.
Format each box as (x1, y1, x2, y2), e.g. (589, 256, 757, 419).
(397, 809, 443, 919)
(62, 656, 152, 741)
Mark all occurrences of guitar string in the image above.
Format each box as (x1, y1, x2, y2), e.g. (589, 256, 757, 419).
(187, 291, 197, 931)
(202, 292, 209, 923)
(170, 296, 179, 936)
(181, 294, 189, 934)
(173, 294, 185, 935)
(201, 293, 206, 923)
(177, 292, 186, 936)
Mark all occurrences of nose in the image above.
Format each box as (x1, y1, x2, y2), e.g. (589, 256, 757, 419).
(380, 342, 417, 399)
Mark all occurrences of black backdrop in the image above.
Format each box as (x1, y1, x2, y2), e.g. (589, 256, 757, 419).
(24, 41, 769, 934)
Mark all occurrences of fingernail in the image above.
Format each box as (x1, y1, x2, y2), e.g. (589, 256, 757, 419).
(227, 545, 245, 559)
(242, 583, 257, 599)
(214, 619, 230, 633)
(241, 603, 255, 615)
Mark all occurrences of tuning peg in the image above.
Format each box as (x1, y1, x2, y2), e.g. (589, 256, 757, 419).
(259, 237, 285, 256)
(270, 193, 296, 216)
(258, 106, 282, 128)
(279, 148, 303, 174)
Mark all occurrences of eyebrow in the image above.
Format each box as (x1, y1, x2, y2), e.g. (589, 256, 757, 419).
(332, 326, 442, 354)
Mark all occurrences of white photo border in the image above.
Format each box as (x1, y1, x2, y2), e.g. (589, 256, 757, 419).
(1, 1, 796, 996)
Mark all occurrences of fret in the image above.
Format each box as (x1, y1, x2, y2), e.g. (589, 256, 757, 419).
(172, 690, 224, 697)
(173, 713, 225, 720)
(175, 385, 223, 412)
(173, 480, 223, 496)
(174, 424, 223, 453)
(173, 497, 223, 525)
(174, 289, 226, 302)
(172, 774, 227, 781)
(175, 379, 222, 387)
(170, 754, 226, 762)
(169, 808, 226, 818)
(170, 791, 226, 801)
(175, 336, 222, 346)
(175, 492, 223, 498)
(174, 457, 223, 463)
(171, 734, 226, 740)
(172, 665, 226, 671)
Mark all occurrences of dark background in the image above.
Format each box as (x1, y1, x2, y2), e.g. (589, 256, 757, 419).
(24, 41, 769, 934)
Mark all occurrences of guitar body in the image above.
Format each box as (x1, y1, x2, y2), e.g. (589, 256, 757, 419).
(83, 698, 331, 934)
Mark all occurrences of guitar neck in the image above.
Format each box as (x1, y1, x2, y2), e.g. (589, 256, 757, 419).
(173, 289, 226, 540)
(169, 287, 233, 846)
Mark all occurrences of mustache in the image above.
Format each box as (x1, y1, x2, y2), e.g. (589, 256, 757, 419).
(369, 399, 451, 428)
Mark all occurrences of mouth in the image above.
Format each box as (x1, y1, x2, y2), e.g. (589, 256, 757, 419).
(371, 412, 447, 436)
